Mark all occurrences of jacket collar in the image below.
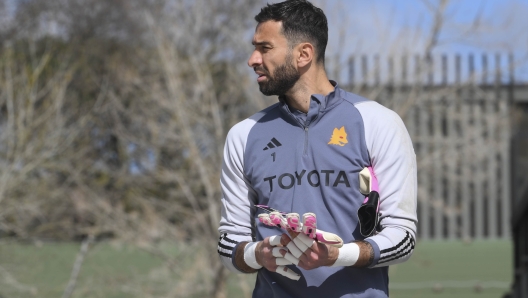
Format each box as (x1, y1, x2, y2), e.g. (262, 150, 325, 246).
(278, 80, 343, 127)
(278, 80, 342, 112)
(311, 80, 341, 111)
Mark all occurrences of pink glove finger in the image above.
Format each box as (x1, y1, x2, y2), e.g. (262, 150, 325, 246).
(258, 214, 275, 227)
(270, 212, 289, 229)
(302, 213, 317, 239)
(286, 213, 302, 232)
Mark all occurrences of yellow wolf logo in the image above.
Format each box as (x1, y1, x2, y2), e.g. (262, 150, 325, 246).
(328, 126, 348, 146)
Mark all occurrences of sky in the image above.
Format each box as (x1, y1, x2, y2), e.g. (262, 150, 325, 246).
(308, 0, 528, 84)
(4, 0, 528, 83)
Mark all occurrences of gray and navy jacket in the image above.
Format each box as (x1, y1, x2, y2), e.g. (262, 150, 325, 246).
(218, 82, 417, 297)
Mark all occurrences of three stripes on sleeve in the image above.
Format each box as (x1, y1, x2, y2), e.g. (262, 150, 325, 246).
(375, 229, 416, 267)
(218, 233, 238, 258)
(217, 233, 255, 273)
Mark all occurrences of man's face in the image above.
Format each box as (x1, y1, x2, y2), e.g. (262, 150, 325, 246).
(248, 21, 300, 96)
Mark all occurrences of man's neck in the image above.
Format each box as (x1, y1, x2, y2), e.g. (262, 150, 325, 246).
(283, 69, 335, 113)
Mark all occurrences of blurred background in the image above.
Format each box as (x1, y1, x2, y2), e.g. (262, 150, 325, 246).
(0, 0, 527, 297)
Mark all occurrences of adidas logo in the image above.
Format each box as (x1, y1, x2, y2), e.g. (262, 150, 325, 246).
(263, 138, 282, 151)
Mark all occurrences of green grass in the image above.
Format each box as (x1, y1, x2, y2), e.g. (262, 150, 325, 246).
(389, 240, 513, 298)
(0, 241, 167, 298)
(0, 239, 512, 298)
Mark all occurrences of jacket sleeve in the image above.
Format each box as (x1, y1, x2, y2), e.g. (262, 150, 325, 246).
(355, 101, 418, 268)
(217, 118, 259, 273)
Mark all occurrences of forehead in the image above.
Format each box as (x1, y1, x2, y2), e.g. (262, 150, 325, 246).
(252, 21, 287, 45)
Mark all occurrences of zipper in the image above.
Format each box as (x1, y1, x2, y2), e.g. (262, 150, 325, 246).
(302, 114, 318, 156)
(284, 107, 316, 156)
(303, 126, 309, 155)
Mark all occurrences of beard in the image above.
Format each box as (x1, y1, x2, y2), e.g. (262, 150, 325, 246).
(257, 54, 300, 96)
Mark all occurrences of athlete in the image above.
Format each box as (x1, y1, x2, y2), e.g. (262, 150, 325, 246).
(217, 0, 417, 297)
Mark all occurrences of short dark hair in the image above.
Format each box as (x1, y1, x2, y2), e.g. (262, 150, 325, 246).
(255, 0, 328, 64)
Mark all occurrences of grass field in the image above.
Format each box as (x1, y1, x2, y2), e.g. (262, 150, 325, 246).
(388, 240, 512, 298)
(0, 239, 512, 298)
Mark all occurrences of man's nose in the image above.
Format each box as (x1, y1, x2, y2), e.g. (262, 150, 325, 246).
(248, 50, 262, 68)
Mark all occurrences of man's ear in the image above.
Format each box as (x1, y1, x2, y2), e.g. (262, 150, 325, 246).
(296, 43, 314, 68)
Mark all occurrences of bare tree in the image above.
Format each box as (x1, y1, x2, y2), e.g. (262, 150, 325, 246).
(0, 0, 522, 296)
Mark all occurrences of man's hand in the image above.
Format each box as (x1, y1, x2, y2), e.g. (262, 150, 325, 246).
(249, 209, 375, 280)
(234, 235, 301, 280)
(286, 230, 340, 270)
(254, 234, 288, 271)
(257, 211, 375, 269)
(255, 234, 301, 280)
(257, 211, 342, 270)
(254, 232, 340, 271)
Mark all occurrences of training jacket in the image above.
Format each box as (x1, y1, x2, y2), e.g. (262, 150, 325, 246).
(218, 82, 417, 298)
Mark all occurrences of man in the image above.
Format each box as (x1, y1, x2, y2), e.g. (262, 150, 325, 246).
(217, 0, 417, 297)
